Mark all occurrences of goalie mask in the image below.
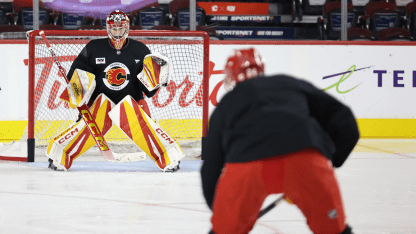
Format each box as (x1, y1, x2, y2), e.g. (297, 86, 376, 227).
(106, 10, 130, 50)
(223, 48, 265, 91)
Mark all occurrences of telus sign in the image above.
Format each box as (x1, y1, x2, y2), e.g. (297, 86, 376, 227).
(373, 70, 416, 87)
(322, 65, 416, 94)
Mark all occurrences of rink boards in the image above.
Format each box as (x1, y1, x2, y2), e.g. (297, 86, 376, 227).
(1, 40, 416, 141)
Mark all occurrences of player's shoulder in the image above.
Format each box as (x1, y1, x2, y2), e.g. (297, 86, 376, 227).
(85, 38, 110, 49)
(246, 74, 313, 89)
(126, 38, 150, 54)
(128, 38, 148, 48)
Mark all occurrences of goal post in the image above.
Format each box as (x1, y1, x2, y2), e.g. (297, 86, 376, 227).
(0, 30, 210, 162)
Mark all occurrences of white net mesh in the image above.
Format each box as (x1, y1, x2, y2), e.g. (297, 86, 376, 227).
(19, 32, 207, 158)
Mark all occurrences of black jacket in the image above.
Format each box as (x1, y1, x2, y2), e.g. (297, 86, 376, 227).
(67, 38, 158, 105)
(201, 75, 359, 208)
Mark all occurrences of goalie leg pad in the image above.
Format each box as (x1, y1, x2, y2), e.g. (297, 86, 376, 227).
(46, 94, 115, 170)
(108, 95, 185, 170)
(137, 99, 151, 118)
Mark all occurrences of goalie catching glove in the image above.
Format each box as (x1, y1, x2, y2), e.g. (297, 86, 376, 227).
(59, 69, 96, 108)
(137, 52, 172, 91)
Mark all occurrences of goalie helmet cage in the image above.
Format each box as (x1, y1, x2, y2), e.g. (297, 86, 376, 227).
(0, 30, 209, 162)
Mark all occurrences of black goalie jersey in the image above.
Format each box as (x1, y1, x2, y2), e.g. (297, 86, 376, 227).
(67, 38, 159, 105)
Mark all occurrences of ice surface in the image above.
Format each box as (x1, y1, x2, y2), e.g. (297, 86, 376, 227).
(0, 139, 415, 234)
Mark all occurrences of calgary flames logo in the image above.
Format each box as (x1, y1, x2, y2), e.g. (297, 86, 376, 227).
(103, 62, 130, 91)
(107, 68, 126, 85)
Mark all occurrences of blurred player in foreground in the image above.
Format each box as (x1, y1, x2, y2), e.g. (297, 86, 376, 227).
(46, 10, 184, 172)
(201, 48, 359, 234)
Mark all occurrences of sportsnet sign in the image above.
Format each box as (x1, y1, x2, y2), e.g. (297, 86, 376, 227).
(209, 15, 281, 24)
(215, 27, 295, 39)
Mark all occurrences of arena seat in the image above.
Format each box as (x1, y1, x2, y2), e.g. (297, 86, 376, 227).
(79, 25, 105, 30)
(406, 1, 416, 37)
(130, 25, 143, 30)
(0, 2, 13, 25)
(347, 27, 374, 40)
(390, 0, 413, 15)
(133, 6, 168, 30)
(0, 24, 25, 33)
(302, 0, 328, 15)
(13, 0, 53, 30)
(57, 12, 95, 30)
(323, 1, 357, 40)
(39, 24, 64, 30)
(379, 27, 412, 40)
(169, 0, 206, 29)
(351, 0, 370, 15)
(365, 1, 400, 39)
(151, 25, 180, 31)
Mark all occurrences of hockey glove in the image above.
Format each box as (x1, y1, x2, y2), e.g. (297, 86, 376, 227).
(137, 52, 172, 91)
(59, 69, 96, 109)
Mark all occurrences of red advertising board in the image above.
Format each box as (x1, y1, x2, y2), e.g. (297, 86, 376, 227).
(197, 2, 269, 15)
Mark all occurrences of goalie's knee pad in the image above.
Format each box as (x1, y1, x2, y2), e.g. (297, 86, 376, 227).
(46, 94, 115, 170)
(109, 95, 185, 171)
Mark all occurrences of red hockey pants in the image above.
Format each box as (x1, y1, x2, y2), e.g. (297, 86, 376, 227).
(211, 148, 347, 234)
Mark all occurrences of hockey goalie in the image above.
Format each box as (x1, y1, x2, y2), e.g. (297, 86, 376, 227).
(45, 10, 184, 172)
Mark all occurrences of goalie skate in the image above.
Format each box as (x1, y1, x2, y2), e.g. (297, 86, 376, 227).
(164, 161, 180, 173)
(47, 158, 67, 171)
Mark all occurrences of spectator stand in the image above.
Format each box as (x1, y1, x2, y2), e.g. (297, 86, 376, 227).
(406, 1, 416, 38)
(364, 1, 401, 39)
(378, 26, 413, 40)
(391, 0, 413, 15)
(319, 1, 358, 40)
(56, 11, 95, 30)
(196, 1, 299, 40)
(12, 0, 54, 30)
(351, 0, 370, 16)
(347, 26, 374, 40)
(130, 2, 169, 30)
(0, 1, 13, 25)
(169, 0, 206, 30)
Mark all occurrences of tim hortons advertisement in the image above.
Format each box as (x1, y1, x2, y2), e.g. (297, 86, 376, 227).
(1, 43, 416, 121)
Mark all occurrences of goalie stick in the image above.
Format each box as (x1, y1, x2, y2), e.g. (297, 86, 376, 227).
(39, 30, 145, 163)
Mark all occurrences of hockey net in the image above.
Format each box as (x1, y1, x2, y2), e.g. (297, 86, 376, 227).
(0, 30, 209, 162)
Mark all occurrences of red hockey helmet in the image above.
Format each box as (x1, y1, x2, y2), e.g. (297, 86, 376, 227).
(223, 48, 265, 91)
(106, 10, 130, 50)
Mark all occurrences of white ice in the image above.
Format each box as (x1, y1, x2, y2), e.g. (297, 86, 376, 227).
(0, 139, 415, 234)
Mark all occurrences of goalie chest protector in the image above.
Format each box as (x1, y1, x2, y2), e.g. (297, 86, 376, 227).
(67, 38, 157, 105)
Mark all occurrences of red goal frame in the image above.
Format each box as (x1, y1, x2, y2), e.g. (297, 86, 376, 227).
(22, 30, 210, 162)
